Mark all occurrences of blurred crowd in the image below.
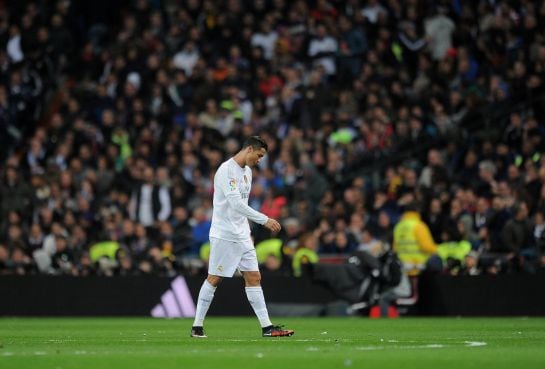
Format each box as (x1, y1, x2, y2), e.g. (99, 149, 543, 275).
(1, 0, 545, 277)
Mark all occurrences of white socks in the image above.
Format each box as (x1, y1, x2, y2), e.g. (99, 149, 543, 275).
(245, 286, 272, 328)
(193, 280, 216, 327)
(193, 282, 272, 329)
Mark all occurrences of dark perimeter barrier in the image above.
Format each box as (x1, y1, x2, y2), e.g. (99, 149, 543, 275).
(1, 273, 545, 316)
(418, 273, 545, 316)
(0, 274, 337, 317)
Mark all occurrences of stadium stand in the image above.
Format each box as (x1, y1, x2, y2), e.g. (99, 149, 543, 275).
(1, 0, 545, 280)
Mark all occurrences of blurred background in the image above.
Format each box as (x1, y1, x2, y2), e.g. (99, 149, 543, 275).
(1, 0, 545, 317)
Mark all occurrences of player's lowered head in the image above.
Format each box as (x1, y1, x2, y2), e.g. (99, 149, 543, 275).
(235, 136, 268, 168)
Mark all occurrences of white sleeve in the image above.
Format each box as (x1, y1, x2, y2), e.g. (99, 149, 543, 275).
(226, 194, 268, 225)
(218, 167, 269, 225)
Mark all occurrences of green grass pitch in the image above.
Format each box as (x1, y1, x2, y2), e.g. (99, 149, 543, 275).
(1, 317, 544, 369)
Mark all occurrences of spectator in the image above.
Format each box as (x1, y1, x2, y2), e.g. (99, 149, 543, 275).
(361, 0, 387, 24)
(472, 197, 493, 249)
(459, 250, 481, 276)
(501, 202, 535, 263)
(418, 149, 448, 189)
(169, 206, 192, 254)
(27, 222, 45, 252)
(425, 197, 447, 244)
(51, 234, 75, 275)
(357, 228, 382, 256)
(128, 223, 152, 261)
(320, 230, 356, 255)
(130, 166, 171, 228)
(337, 15, 367, 82)
(292, 232, 320, 277)
(10, 246, 33, 275)
(173, 41, 200, 77)
(189, 206, 211, 255)
(482, 201, 534, 273)
(424, 6, 455, 61)
(250, 18, 278, 61)
(308, 24, 338, 76)
(474, 160, 497, 199)
(0, 165, 33, 224)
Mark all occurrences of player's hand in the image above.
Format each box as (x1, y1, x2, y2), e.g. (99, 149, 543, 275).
(264, 218, 281, 234)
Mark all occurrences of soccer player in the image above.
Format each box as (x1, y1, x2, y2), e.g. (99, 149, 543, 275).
(190, 136, 294, 338)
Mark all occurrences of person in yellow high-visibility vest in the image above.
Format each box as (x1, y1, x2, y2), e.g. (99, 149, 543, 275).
(393, 203, 438, 276)
(378, 203, 439, 315)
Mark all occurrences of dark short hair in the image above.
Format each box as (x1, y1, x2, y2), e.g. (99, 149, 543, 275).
(404, 201, 421, 213)
(512, 201, 527, 215)
(243, 136, 268, 151)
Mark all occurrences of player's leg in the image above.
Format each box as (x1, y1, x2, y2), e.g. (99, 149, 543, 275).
(191, 238, 242, 338)
(241, 269, 272, 328)
(239, 243, 294, 337)
(191, 274, 222, 337)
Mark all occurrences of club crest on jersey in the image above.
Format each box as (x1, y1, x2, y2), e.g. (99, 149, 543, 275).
(229, 179, 236, 191)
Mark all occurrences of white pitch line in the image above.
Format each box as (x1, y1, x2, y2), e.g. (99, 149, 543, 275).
(222, 338, 335, 343)
(355, 341, 487, 351)
(423, 344, 445, 348)
(355, 346, 384, 351)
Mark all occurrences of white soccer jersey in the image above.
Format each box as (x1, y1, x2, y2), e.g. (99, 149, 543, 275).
(209, 158, 268, 242)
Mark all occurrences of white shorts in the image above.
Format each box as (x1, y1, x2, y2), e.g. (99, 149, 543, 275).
(208, 237, 259, 277)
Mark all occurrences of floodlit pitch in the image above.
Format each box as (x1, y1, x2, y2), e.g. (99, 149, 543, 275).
(1, 317, 544, 369)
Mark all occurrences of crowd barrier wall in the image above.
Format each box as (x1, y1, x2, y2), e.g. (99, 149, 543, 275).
(1, 274, 544, 316)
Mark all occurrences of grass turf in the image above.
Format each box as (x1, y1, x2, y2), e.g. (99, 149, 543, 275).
(1, 317, 544, 369)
